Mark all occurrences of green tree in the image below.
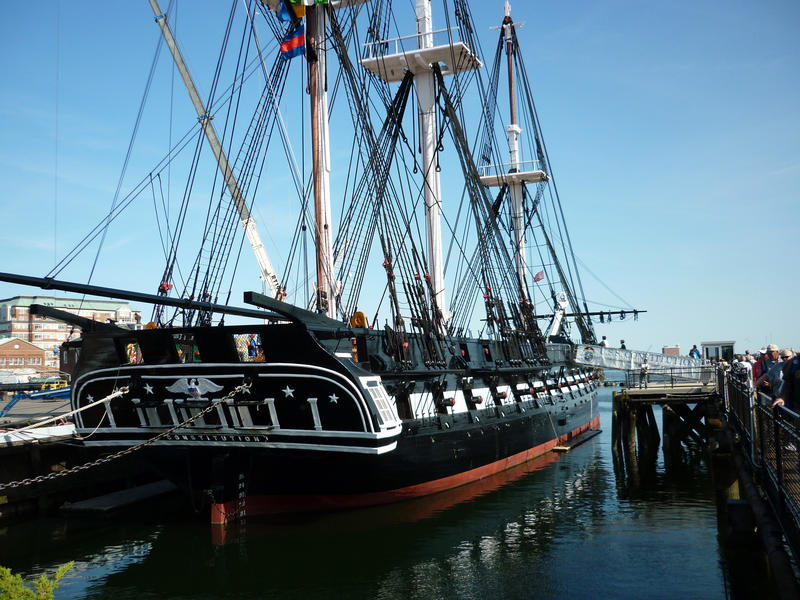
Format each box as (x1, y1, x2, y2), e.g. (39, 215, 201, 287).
(0, 562, 74, 599)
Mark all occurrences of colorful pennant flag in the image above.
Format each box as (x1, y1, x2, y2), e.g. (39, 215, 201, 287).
(280, 23, 305, 60)
(533, 270, 545, 282)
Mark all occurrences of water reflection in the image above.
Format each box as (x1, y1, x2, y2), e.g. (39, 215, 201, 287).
(91, 444, 607, 600)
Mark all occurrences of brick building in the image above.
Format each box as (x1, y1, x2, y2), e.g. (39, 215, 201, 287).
(0, 296, 142, 370)
(0, 337, 48, 378)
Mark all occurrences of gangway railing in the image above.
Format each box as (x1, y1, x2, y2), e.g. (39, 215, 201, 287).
(573, 344, 710, 382)
(622, 366, 717, 389)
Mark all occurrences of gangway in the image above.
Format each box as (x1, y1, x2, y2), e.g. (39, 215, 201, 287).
(572, 345, 711, 382)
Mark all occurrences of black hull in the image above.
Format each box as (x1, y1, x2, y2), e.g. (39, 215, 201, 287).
(155, 395, 599, 521)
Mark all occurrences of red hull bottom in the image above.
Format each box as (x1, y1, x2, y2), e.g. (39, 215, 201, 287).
(211, 415, 601, 525)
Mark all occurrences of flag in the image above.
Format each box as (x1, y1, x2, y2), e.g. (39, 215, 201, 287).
(280, 23, 305, 60)
(533, 269, 544, 282)
(277, 0, 305, 22)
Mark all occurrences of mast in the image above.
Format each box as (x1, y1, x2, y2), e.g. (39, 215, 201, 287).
(479, 2, 548, 299)
(415, 0, 446, 332)
(148, 0, 282, 299)
(307, 3, 337, 319)
(502, 2, 528, 300)
(359, 2, 480, 333)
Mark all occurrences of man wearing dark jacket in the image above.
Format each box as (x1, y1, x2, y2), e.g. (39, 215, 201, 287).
(774, 354, 800, 411)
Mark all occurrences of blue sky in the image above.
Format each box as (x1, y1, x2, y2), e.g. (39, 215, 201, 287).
(0, 0, 798, 355)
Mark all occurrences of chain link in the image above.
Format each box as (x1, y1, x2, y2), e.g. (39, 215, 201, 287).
(0, 381, 252, 493)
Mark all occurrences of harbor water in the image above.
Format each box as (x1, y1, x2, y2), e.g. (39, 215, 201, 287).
(0, 385, 776, 599)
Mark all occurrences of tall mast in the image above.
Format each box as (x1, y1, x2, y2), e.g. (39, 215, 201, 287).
(307, 4, 337, 319)
(503, 1, 528, 300)
(148, 0, 282, 299)
(415, 0, 446, 331)
(479, 1, 548, 301)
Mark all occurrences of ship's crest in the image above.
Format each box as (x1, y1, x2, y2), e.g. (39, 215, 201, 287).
(165, 377, 224, 398)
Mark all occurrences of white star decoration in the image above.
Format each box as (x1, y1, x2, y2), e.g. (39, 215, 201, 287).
(87, 395, 94, 402)
(329, 393, 339, 404)
(282, 385, 295, 398)
(144, 383, 154, 395)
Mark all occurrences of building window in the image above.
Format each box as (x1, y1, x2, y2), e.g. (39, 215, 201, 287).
(0, 358, 5, 365)
(27, 357, 42, 366)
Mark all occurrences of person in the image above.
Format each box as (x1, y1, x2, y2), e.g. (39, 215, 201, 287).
(753, 347, 768, 380)
(599, 336, 609, 348)
(620, 339, 627, 350)
(732, 355, 753, 386)
(756, 344, 783, 398)
(639, 358, 649, 389)
(247, 333, 261, 359)
(689, 344, 701, 360)
(774, 351, 800, 411)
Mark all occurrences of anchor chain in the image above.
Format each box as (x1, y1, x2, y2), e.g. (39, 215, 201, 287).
(0, 381, 252, 493)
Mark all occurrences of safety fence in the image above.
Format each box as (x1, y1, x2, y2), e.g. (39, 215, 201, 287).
(720, 370, 800, 553)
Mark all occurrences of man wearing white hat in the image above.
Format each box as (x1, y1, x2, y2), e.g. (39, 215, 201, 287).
(754, 347, 769, 381)
(756, 344, 783, 397)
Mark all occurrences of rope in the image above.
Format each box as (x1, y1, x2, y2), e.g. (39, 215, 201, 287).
(1, 387, 129, 436)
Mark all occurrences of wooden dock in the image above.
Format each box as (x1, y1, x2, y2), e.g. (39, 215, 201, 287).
(61, 480, 178, 515)
(612, 381, 719, 460)
(0, 396, 166, 522)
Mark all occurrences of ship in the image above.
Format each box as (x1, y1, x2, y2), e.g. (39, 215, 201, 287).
(0, 0, 624, 523)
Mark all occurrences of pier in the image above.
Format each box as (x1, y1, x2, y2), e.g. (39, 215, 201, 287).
(611, 364, 800, 599)
(611, 370, 717, 458)
(0, 394, 162, 522)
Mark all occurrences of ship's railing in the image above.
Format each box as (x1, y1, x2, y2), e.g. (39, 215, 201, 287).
(720, 370, 800, 558)
(477, 160, 544, 178)
(362, 27, 463, 59)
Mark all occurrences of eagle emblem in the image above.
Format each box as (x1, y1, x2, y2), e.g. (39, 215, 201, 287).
(166, 377, 224, 398)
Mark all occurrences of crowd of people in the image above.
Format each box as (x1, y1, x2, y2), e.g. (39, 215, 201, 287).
(727, 345, 800, 411)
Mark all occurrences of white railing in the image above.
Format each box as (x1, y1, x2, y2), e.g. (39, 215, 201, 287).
(362, 27, 462, 60)
(478, 160, 544, 178)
